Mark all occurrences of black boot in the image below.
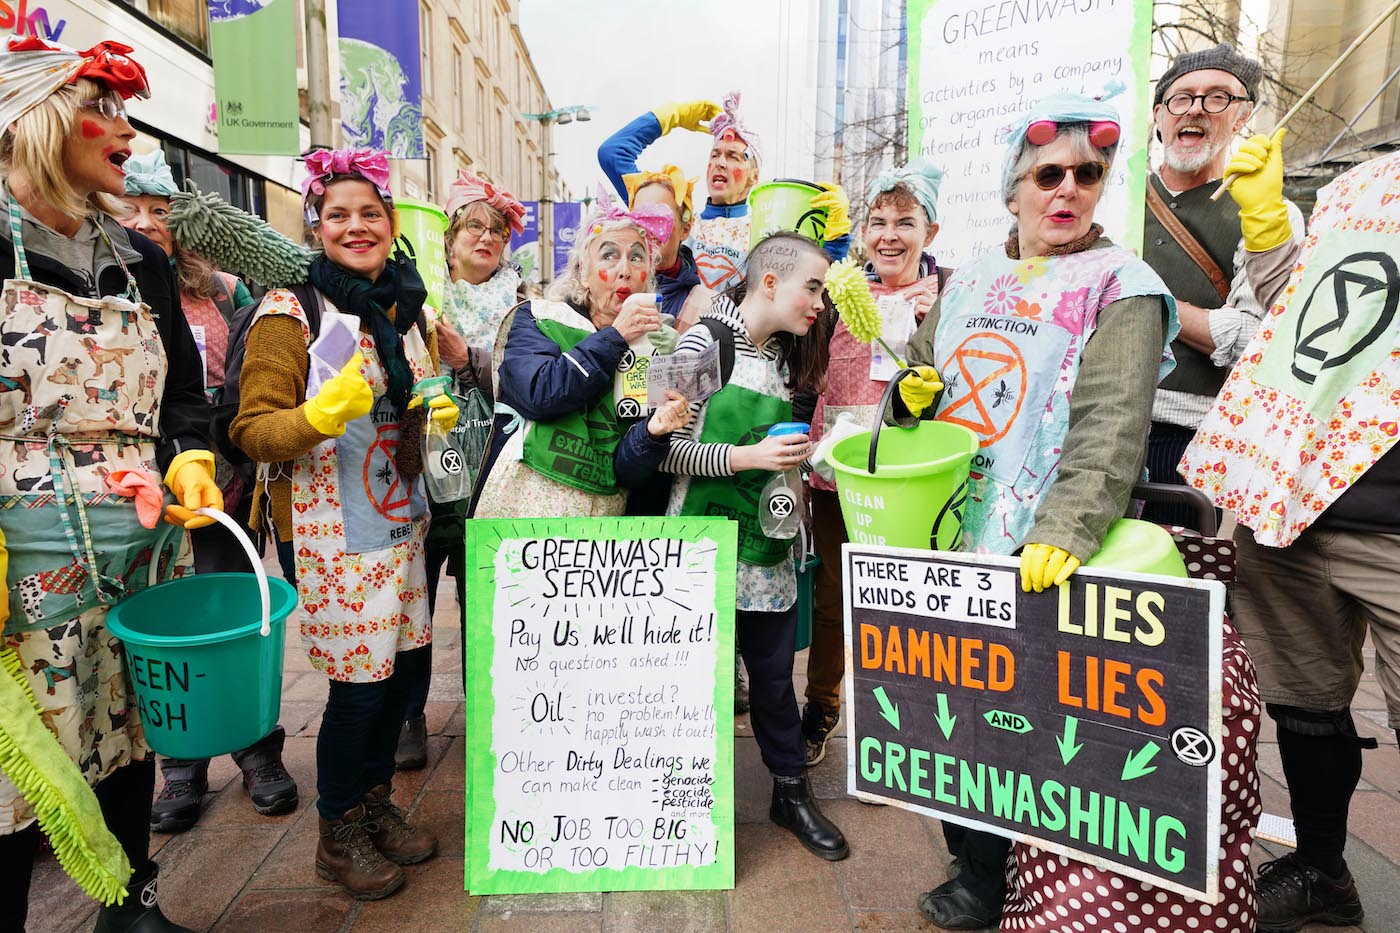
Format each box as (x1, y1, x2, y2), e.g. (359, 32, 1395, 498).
(735, 661, 750, 715)
(93, 862, 194, 933)
(769, 774, 848, 860)
(395, 714, 428, 770)
(149, 760, 208, 833)
(230, 725, 298, 816)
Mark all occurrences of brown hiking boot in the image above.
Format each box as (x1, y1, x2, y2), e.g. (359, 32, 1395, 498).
(315, 804, 405, 900)
(362, 783, 438, 865)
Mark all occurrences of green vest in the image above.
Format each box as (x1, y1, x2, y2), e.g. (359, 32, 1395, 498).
(519, 310, 622, 496)
(1143, 174, 1242, 398)
(679, 380, 794, 566)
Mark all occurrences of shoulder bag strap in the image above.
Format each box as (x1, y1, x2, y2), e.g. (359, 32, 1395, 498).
(1145, 182, 1231, 303)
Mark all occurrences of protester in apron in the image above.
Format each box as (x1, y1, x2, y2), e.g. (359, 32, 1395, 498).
(390, 171, 529, 771)
(117, 148, 298, 835)
(229, 149, 457, 902)
(0, 37, 221, 933)
(472, 196, 688, 521)
(892, 93, 1181, 930)
(802, 157, 953, 768)
(636, 231, 849, 862)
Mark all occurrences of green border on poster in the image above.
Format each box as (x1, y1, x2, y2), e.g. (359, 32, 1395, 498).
(463, 516, 737, 894)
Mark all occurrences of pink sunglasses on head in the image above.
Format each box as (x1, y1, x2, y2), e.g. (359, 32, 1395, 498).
(1026, 119, 1121, 148)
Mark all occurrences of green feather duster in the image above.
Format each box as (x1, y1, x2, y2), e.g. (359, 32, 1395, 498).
(167, 180, 314, 286)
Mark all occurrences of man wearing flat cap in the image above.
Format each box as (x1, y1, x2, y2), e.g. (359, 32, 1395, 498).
(1142, 43, 1304, 525)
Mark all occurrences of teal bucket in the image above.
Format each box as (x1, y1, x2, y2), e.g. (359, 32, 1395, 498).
(107, 509, 298, 760)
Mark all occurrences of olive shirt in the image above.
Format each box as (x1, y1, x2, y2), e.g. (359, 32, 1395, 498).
(899, 239, 1169, 563)
(230, 308, 440, 543)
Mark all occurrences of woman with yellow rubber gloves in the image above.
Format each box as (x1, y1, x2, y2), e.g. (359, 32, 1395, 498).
(893, 90, 1179, 930)
(230, 149, 455, 902)
(0, 37, 219, 932)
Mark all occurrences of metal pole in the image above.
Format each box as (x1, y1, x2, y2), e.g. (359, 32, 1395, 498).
(304, 0, 337, 150)
(540, 122, 553, 286)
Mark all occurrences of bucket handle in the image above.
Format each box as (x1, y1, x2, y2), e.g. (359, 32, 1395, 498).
(867, 368, 920, 474)
(148, 508, 273, 638)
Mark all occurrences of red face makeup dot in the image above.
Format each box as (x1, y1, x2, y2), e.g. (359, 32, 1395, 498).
(80, 119, 104, 139)
(598, 269, 609, 282)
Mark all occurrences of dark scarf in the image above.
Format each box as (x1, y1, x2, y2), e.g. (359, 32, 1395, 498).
(308, 251, 427, 409)
(1005, 223, 1104, 260)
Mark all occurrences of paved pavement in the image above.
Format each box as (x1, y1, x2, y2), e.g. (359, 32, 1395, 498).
(27, 557, 1400, 933)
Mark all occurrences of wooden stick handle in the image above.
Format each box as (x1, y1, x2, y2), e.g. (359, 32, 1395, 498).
(1210, 0, 1400, 201)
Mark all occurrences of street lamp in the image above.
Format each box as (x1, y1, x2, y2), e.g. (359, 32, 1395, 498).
(522, 105, 597, 284)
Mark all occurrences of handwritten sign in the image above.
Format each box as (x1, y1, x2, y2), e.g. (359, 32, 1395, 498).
(844, 546, 1225, 901)
(905, 0, 1152, 265)
(463, 517, 737, 894)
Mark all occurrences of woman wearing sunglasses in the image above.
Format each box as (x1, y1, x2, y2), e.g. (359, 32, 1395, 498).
(895, 92, 1179, 930)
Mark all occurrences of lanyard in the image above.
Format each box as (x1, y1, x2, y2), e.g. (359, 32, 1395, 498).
(7, 193, 143, 305)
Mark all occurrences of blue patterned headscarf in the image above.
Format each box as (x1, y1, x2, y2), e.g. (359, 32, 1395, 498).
(122, 149, 178, 197)
(866, 157, 945, 224)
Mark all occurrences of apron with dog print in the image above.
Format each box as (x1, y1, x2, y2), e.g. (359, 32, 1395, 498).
(0, 200, 186, 835)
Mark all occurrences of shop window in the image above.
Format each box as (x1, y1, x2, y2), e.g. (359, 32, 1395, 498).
(420, 2, 434, 98)
(116, 0, 210, 53)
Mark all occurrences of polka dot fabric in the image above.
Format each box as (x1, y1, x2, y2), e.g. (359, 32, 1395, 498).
(1000, 618, 1261, 932)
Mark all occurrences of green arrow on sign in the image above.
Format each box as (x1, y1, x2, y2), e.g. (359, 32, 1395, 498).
(983, 709, 1033, 734)
(934, 693, 957, 740)
(1122, 741, 1161, 781)
(872, 686, 900, 730)
(1056, 716, 1083, 766)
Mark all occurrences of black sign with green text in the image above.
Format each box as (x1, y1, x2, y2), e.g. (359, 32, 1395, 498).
(843, 546, 1225, 902)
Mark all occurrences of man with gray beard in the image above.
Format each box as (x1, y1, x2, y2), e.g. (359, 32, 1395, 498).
(1142, 44, 1304, 526)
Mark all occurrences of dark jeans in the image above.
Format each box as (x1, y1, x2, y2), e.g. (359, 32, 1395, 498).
(942, 821, 1011, 906)
(317, 659, 415, 818)
(0, 758, 156, 932)
(737, 606, 805, 777)
(400, 537, 467, 723)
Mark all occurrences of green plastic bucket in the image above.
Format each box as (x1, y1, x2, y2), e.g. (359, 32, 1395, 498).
(107, 509, 298, 759)
(829, 372, 979, 551)
(395, 197, 450, 314)
(1084, 519, 1189, 578)
(748, 179, 828, 248)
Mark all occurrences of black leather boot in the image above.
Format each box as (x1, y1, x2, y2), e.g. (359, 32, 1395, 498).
(231, 725, 298, 816)
(150, 760, 208, 833)
(769, 774, 848, 860)
(394, 714, 428, 770)
(93, 862, 194, 933)
(735, 661, 750, 715)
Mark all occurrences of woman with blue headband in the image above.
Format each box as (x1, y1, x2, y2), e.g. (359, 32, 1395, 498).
(894, 91, 1180, 929)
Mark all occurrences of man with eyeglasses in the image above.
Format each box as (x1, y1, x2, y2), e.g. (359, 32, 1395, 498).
(1142, 43, 1304, 526)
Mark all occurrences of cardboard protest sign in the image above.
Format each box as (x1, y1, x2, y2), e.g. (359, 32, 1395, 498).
(463, 517, 737, 894)
(844, 546, 1225, 901)
(905, 0, 1153, 265)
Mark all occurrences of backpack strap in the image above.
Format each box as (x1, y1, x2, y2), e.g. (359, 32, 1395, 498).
(210, 273, 237, 322)
(699, 317, 736, 386)
(287, 281, 324, 341)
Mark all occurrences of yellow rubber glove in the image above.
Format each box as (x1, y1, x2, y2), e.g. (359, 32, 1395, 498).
(1020, 543, 1081, 593)
(813, 183, 852, 240)
(652, 100, 723, 135)
(164, 453, 223, 530)
(1225, 128, 1291, 252)
(898, 365, 943, 418)
(409, 391, 460, 430)
(303, 352, 373, 437)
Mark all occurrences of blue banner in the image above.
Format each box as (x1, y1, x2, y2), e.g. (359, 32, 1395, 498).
(337, 0, 424, 158)
(553, 202, 584, 277)
(509, 201, 541, 285)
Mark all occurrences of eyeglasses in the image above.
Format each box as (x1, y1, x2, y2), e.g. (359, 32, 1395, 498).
(1163, 91, 1251, 115)
(80, 94, 127, 122)
(464, 218, 509, 241)
(1029, 161, 1108, 191)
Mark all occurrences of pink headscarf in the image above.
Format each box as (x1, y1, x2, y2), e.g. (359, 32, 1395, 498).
(445, 170, 527, 236)
(709, 90, 763, 172)
(583, 192, 674, 254)
(300, 148, 392, 203)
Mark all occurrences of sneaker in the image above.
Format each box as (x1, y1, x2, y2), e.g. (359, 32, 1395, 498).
(1256, 854, 1364, 933)
(395, 715, 428, 770)
(735, 662, 750, 715)
(150, 759, 209, 833)
(231, 726, 298, 816)
(801, 703, 841, 767)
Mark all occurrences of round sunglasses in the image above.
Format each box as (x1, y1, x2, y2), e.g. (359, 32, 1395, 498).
(1028, 161, 1109, 191)
(80, 94, 128, 122)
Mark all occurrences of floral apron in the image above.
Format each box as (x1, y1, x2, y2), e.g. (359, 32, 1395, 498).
(0, 202, 187, 834)
(930, 247, 1177, 554)
(254, 289, 433, 684)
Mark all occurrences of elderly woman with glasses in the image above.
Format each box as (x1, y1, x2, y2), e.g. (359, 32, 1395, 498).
(893, 91, 1180, 930)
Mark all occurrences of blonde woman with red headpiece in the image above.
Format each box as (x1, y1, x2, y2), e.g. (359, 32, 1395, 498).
(0, 36, 218, 932)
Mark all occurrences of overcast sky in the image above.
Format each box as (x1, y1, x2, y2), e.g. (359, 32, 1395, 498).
(519, 0, 811, 199)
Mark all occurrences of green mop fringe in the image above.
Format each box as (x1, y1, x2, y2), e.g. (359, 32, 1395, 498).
(0, 647, 131, 906)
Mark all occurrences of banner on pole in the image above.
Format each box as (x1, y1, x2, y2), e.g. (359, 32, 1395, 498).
(845, 546, 1225, 901)
(208, 0, 300, 156)
(337, 0, 424, 158)
(553, 202, 584, 276)
(463, 517, 737, 894)
(510, 201, 542, 285)
(905, 0, 1153, 265)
